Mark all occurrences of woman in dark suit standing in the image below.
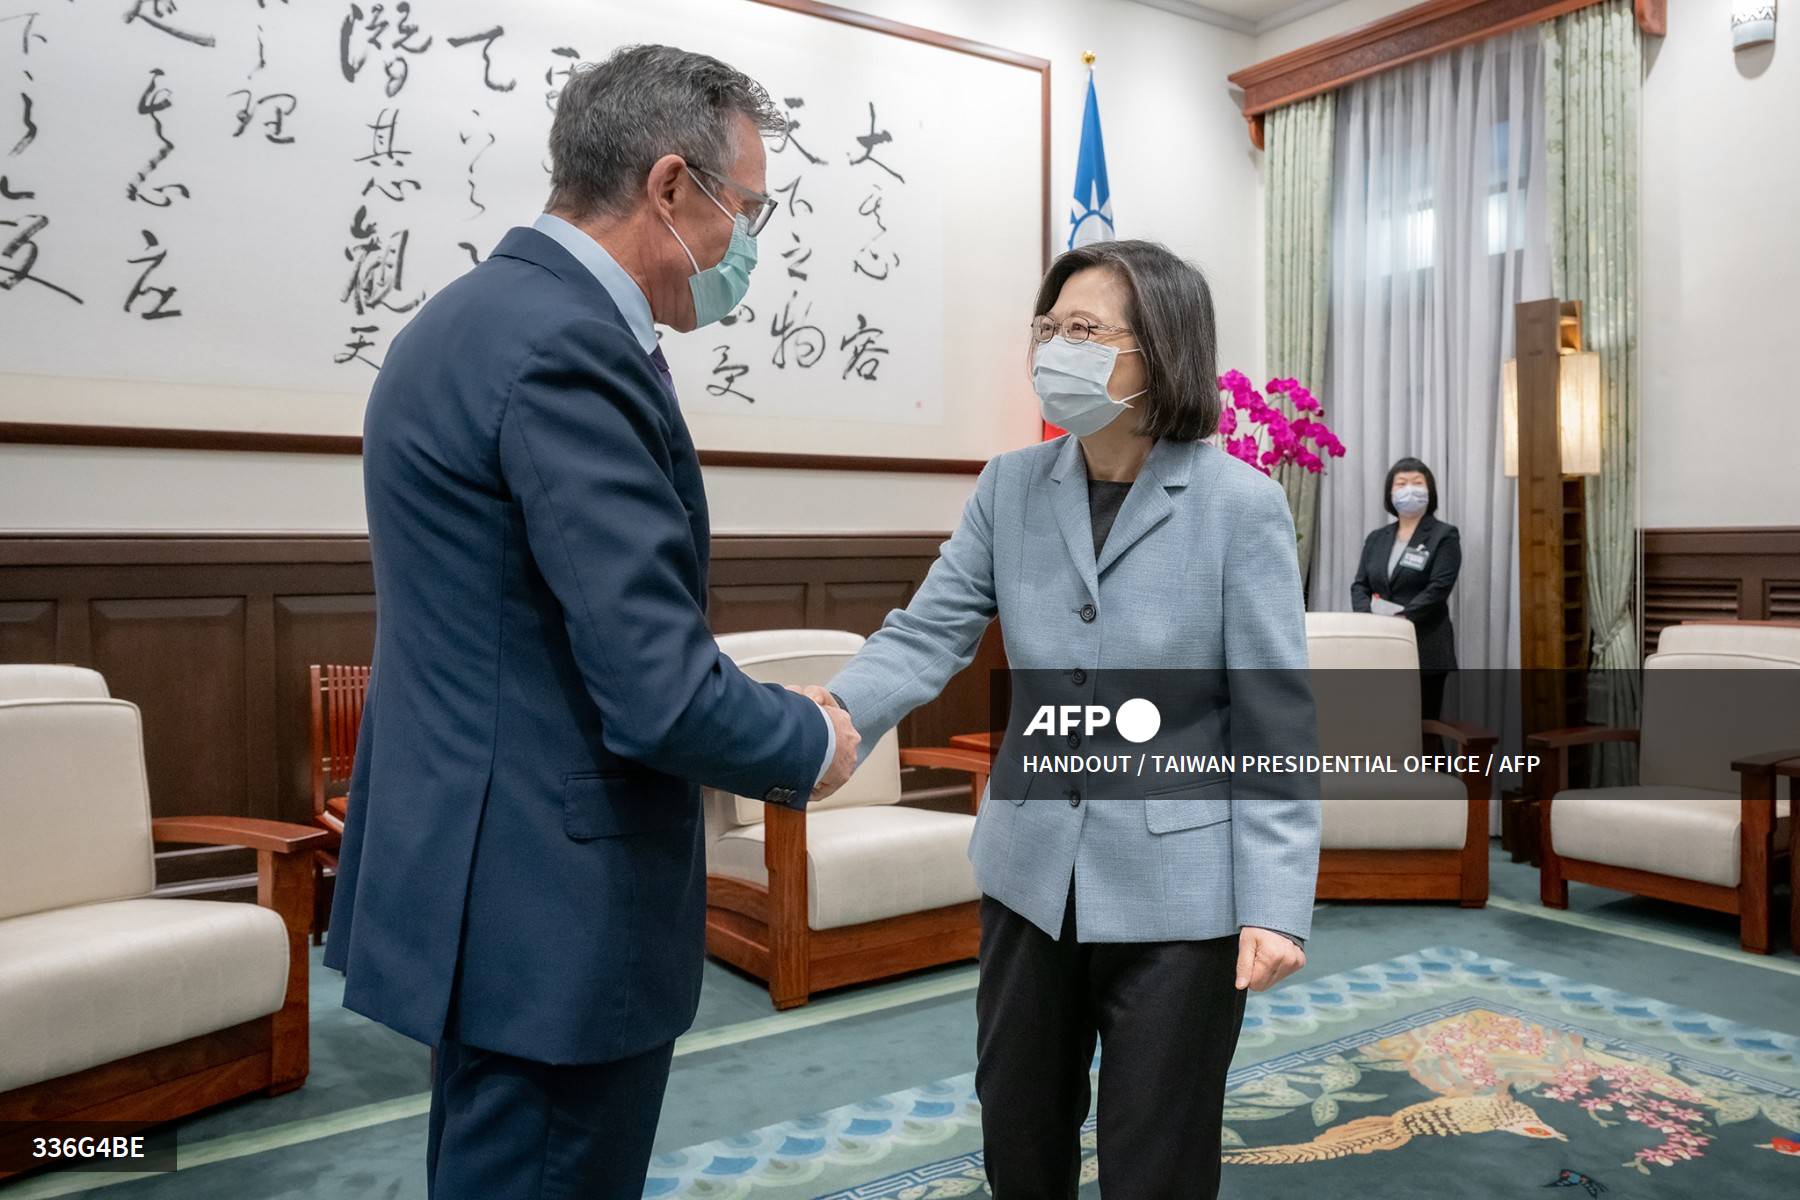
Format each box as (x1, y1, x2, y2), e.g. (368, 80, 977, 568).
(1352, 457, 1461, 721)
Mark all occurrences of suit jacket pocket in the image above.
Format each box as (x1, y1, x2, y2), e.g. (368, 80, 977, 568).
(1143, 775, 1231, 834)
(563, 772, 693, 840)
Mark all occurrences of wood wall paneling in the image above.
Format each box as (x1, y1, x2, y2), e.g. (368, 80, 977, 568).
(1642, 527, 1800, 656)
(0, 533, 993, 895)
(0, 600, 58, 661)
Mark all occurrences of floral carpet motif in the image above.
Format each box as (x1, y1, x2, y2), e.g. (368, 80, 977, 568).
(645, 947, 1799, 1199)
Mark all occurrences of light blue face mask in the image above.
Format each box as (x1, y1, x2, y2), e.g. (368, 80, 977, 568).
(664, 167, 757, 328)
(1392, 484, 1429, 517)
(1032, 336, 1144, 437)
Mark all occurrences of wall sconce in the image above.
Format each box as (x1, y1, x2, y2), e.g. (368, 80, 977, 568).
(1734, 2, 1778, 50)
(1502, 349, 1602, 477)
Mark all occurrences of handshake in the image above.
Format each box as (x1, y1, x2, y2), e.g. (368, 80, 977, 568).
(785, 684, 861, 801)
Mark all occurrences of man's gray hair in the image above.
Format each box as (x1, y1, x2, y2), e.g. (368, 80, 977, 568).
(547, 44, 783, 219)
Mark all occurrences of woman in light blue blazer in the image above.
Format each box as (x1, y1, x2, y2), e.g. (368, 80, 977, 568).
(823, 240, 1320, 1198)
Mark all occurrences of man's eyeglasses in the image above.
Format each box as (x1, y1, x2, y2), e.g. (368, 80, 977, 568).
(690, 165, 777, 236)
(1031, 315, 1133, 344)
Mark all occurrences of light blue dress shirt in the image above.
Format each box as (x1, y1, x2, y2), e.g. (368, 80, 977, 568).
(527, 213, 837, 791)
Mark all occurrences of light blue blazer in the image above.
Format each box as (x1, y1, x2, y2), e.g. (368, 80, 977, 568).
(828, 434, 1320, 944)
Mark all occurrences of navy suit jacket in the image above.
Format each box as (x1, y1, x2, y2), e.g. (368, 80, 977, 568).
(323, 226, 828, 1065)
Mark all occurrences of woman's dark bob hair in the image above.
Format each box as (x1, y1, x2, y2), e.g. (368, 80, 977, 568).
(1031, 240, 1220, 442)
(1383, 457, 1439, 519)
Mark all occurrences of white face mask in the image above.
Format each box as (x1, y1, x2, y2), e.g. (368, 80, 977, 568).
(1032, 337, 1145, 437)
(1392, 484, 1429, 517)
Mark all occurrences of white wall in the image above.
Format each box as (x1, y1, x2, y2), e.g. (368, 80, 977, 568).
(1640, 20, 1800, 528)
(0, 0, 1263, 535)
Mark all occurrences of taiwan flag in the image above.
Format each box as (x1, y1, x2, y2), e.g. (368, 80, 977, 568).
(1046, 63, 1115, 440)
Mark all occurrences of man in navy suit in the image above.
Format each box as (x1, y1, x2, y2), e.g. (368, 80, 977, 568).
(323, 45, 861, 1198)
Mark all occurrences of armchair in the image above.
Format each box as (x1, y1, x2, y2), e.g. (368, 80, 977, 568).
(0, 670, 326, 1175)
(704, 630, 988, 1009)
(1533, 622, 1800, 953)
(1304, 613, 1495, 905)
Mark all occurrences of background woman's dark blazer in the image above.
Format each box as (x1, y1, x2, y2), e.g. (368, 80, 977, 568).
(1351, 513, 1461, 672)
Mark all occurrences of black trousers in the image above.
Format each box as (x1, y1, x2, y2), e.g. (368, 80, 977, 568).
(426, 1035, 675, 1200)
(975, 889, 1246, 1199)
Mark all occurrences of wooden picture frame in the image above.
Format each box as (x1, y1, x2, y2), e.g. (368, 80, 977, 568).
(0, 0, 1050, 475)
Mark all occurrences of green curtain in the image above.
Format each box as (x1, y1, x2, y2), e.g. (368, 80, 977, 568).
(1263, 94, 1336, 590)
(1544, 0, 1640, 784)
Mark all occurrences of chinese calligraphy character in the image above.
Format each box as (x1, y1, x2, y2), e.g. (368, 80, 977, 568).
(769, 294, 825, 369)
(342, 204, 423, 314)
(124, 229, 181, 319)
(229, 91, 297, 144)
(448, 26, 516, 93)
(340, 2, 432, 98)
(127, 68, 189, 207)
(543, 46, 580, 111)
(839, 313, 888, 381)
(335, 323, 382, 369)
(0, 213, 82, 303)
(458, 108, 494, 215)
(847, 102, 904, 183)
(706, 346, 756, 403)
(767, 96, 825, 165)
(123, 0, 216, 49)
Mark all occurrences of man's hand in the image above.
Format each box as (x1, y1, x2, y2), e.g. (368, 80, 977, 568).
(786, 685, 859, 800)
(788, 684, 839, 710)
(1235, 927, 1305, 992)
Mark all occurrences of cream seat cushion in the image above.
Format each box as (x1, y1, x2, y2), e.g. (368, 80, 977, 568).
(0, 897, 289, 1092)
(1550, 787, 1791, 889)
(712, 806, 978, 931)
(1321, 771, 1470, 850)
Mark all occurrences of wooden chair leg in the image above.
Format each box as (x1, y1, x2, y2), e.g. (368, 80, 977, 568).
(259, 848, 315, 1093)
(1739, 778, 1775, 955)
(765, 805, 811, 1009)
(1453, 767, 1491, 907)
(1537, 759, 1568, 909)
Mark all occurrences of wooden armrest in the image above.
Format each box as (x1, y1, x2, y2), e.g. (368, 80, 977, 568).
(152, 816, 331, 855)
(1526, 725, 1640, 750)
(898, 746, 994, 775)
(1730, 748, 1800, 775)
(325, 795, 348, 821)
(1422, 719, 1497, 750)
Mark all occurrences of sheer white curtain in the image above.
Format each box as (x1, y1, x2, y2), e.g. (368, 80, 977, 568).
(1314, 26, 1550, 686)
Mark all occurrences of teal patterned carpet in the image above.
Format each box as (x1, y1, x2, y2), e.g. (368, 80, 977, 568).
(643, 947, 1800, 1200)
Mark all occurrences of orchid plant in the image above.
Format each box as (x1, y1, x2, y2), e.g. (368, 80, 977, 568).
(1215, 370, 1346, 475)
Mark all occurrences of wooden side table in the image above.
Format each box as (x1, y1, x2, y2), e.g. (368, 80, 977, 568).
(1779, 757, 1800, 955)
(948, 730, 998, 755)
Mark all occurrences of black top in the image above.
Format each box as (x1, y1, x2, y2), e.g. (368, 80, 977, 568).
(1350, 513, 1463, 672)
(1087, 479, 1133, 556)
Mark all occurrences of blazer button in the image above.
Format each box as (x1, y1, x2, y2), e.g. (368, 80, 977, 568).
(1078, 603, 1097, 623)
(1067, 787, 1082, 808)
(1067, 732, 1082, 749)
(1070, 669, 1088, 685)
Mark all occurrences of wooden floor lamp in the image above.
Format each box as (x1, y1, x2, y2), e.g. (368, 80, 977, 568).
(1501, 298, 1600, 860)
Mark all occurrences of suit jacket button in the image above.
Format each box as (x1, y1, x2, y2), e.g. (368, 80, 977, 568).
(1067, 732, 1082, 749)
(1078, 603, 1097, 623)
(1070, 669, 1088, 685)
(1067, 787, 1081, 808)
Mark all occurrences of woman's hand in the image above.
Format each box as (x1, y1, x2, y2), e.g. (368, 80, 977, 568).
(1235, 927, 1305, 991)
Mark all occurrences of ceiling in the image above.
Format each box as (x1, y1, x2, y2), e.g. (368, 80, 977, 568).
(1122, 0, 1353, 36)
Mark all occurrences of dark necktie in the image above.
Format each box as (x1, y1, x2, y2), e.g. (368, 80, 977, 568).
(648, 343, 677, 403)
